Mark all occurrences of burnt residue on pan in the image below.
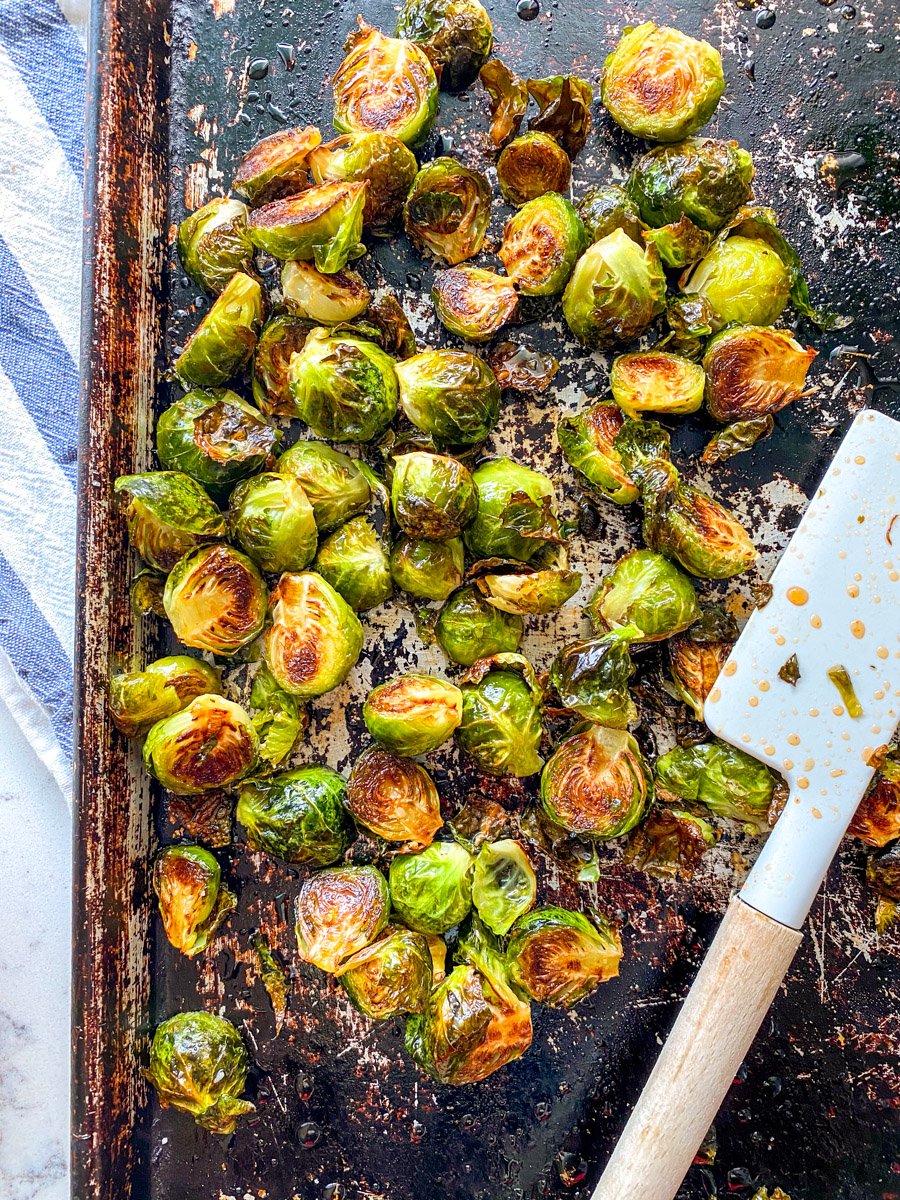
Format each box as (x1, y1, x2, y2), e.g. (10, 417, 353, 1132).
(76, 0, 900, 1197)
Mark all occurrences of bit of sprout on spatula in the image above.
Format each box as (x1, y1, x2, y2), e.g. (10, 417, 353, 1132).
(826, 665, 863, 719)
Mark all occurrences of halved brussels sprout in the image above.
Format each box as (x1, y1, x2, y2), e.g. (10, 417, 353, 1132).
(337, 925, 433, 1019)
(540, 724, 652, 839)
(472, 839, 536, 935)
(347, 745, 442, 846)
(668, 606, 738, 719)
(247, 182, 367, 273)
(251, 315, 312, 418)
(236, 765, 354, 864)
(655, 741, 776, 832)
(479, 57, 528, 149)
(295, 864, 391, 973)
(496, 132, 571, 208)
(506, 906, 622, 1007)
(288, 328, 398, 443)
(550, 634, 636, 728)
(130, 568, 167, 618)
(432, 267, 519, 343)
(476, 566, 582, 615)
(281, 260, 371, 325)
(276, 441, 371, 533)
(404, 157, 492, 266)
(143, 694, 258, 794)
(263, 571, 363, 697)
(332, 19, 439, 148)
(395, 349, 500, 450)
(642, 216, 711, 269)
(465, 457, 562, 565)
(152, 845, 236, 957)
(391, 451, 477, 541)
(174, 272, 264, 387)
(145, 1011, 254, 1134)
(562, 228, 667, 347)
(314, 515, 391, 612)
(703, 325, 817, 423)
(577, 184, 645, 246)
(397, 0, 493, 91)
(499, 194, 586, 297)
(391, 534, 464, 600)
(308, 132, 418, 228)
(227, 471, 317, 574)
(557, 401, 639, 506)
(163, 544, 267, 654)
(588, 549, 700, 643)
(526, 74, 593, 157)
(641, 460, 757, 579)
(458, 654, 544, 777)
(681, 236, 791, 330)
(601, 22, 725, 142)
(109, 655, 222, 738)
(626, 805, 716, 879)
(389, 840, 473, 934)
(609, 350, 705, 420)
(177, 197, 255, 295)
(248, 664, 307, 768)
(436, 584, 524, 666)
(849, 757, 900, 848)
(628, 138, 755, 234)
(115, 471, 225, 572)
(156, 389, 279, 496)
(363, 673, 463, 756)
(232, 125, 321, 205)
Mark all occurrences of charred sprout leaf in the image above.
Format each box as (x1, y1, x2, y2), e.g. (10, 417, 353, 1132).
(313, 516, 393, 612)
(601, 22, 725, 142)
(249, 664, 306, 769)
(389, 840, 474, 934)
(702, 417, 774, 464)
(404, 157, 492, 265)
(479, 58, 528, 149)
(263, 571, 363, 697)
(254, 935, 289, 1031)
(396, 0, 493, 92)
(167, 790, 234, 850)
(664, 292, 715, 358)
(488, 342, 558, 393)
(337, 926, 433, 1019)
(276, 441, 371, 533)
(143, 694, 258, 795)
(449, 794, 510, 852)
(391, 451, 477, 541)
(465, 458, 562, 565)
(612, 415, 671, 484)
(308, 132, 418, 228)
(392, 534, 465, 600)
(642, 216, 711, 269)
(703, 325, 817, 423)
(288, 328, 398, 443)
(499, 193, 586, 297)
(849, 756, 900, 847)
(656, 741, 776, 832)
(867, 841, 900, 901)
(628, 138, 755, 234)
(550, 634, 637, 728)
(237, 765, 353, 864)
(668, 607, 738, 719)
(588, 549, 700, 643)
(347, 745, 443, 846)
(497, 132, 571, 207)
(156, 389, 279, 496)
(395, 349, 501, 450)
(557, 401, 639, 506)
(827, 664, 863, 718)
(681, 236, 791, 331)
(457, 654, 544, 777)
(506, 906, 622, 1007)
(252, 314, 313, 418)
(295, 865, 390, 972)
(540, 724, 653, 839)
(163, 543, 267, 655)
(625, 805, 716, 879)
(232, 125, 321, 205)
(360, 292, 417, 359)
(152, 845, 235, 957)
(610, 350, 705, 420)
(177, 197, 255, 295)
(472, 839, 536, 935)
(750, 1190, 792, 1200)
(526, 74, 593, 157)
(332, 19, 439, 148)
(248, 182, 367, 272)
(562, 228, 667, 347)
(432, 267, 519, 342)
(145, 1012, 254, 1134)
(363, 673, 463, 756)
(477, 566, 582, 615)
(174, 272, 264, 387)
(753, 581, 774, 610)
(577, 184, 645, 246)
(130, 569, 168, 618)
(109, 655, 222, 738)
(228, 472, 317, 575)
(280, 260, 371, 324)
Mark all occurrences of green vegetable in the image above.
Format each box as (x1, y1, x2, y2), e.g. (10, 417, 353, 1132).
(313, 516, 392, 612)
(396, 0, 493, 92)
(476, 566, 582, 616)
(295, 864, 391, 972)
(156, 389, 279, 496)
(254, 935, 289, 1030)
(703, 325, 817, 423)
(252, 315, 313, 419)
(130, 569, 167, 618)
(247, 182, 367, 272)
(174, 272, 264, 387)
(497, 132, 571, 207)
(280, 260, 371, 324)
(642, 216, 711, 269)
(232, 124, 321, 205)
(227, 471, 318, 574)
(577, 184, 645, 245)
(163, 543, 267, 655)
(404, 156, 492, 264)
(681, 236, 791, 330)
(276, 441, 371, 533)
(288, 328, 398, 443)
(347, 745, 442, 845)
(609, 351, 705, 420)
(338, 926, 433, 1019)
(152, 845, 236, 957)
(432, 267, 519, 342)
(701, 417, 774, 464)
(458, 654, 544, 777)
(625, 805, 716, 879)
(588, 549, 700, 643)
(248, 664, 306, 769)
(176, 197, 255, 294)
(391, 534, 464, 600)
(628, 138, 754, 233)
(435, 585, 524, 666)
(479, 57, 528, 149)
(550, 633, 636, 728)
(395, 349, 500, 450)
(499, 193, 586, 297)
(655, 740, 777, 831)
(562, 228, 666, 347)
(389, 840, 473, 934)
(143, 694, 258, 795)
(506, 906, 622, 1007)
(668, 607, 738, 720)
(849, 755, 900, 847)
(472, 839, 536, 935)
(237, 765, 354, 864)
(465, 457, 562, 565)
(557, 401, 639, 506)
(363, 673, 463, 756)
(540, 724, 652, 839)
(526, 74, 593, 157)
(263, 571, 364, 698)
(108, 655, 222, 738)
(391, 451, 477, 540)
(308, 132, 418, 228)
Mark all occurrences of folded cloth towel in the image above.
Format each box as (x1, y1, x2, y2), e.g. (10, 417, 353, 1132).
(0, 0, 88, 797)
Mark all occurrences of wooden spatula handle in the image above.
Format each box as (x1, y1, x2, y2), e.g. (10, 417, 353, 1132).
(592, 896, 802, 1200)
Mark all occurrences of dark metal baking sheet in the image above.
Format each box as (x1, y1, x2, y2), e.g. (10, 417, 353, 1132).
(74, 0, 900, 1198)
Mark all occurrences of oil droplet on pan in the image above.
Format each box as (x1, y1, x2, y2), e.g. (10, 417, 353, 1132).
(247, 57, 269, 79)
(517, 0, 540, 19)
(755, 7, 776, 27)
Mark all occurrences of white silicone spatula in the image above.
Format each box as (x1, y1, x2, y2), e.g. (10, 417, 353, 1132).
(593, 409, 900, 1200)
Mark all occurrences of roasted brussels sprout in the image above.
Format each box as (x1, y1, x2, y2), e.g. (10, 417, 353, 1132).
(227, 472, 317, 574)
(465, 458, 561, 565)
(625, 805, 716, 879)
(499, 194, 586, 297)
(313, 516, 392, 612)
(397, 0, 493, 91)
(540, 724, 652, 838)
(109, 655, 222, 738)
(237, 765, 354, 864)
(308, 132, 418, 228)
(276, 441, 371, 533)
(628, 139, 755, 234)
(390, 451, 477, 541)
(130, 568, 168, 618)
(251, 315, 313, 419)
(177, 197, 255, 295)
(432, 267, 519, 342)
(557, 401, 639, 506)
(395, 349, 500, 450)
(145, 1011, 254, 1134)
(668, 607, 738, 720)
(642, 216, 711, 269)
(338, 925, 433, 1018)
(506, 906, 622, 1007)
(849, 757, 900, 848)
(288, 328, 398, 443)
(867, 842, 900, 901)
(562, 229, 667, 347)
(143, 694, 258, 795)
(526, 74, 593, 157)
(703, 325, 817, 423)
(472, 839, 536, 935)
(476, 566, 582, 615)
(248, 664, 306, 768)
(700, 416, 769, 466)
(550, 633, 636, 728)
(577, 184, 645, 246)
(163, 544, 267, 654)
(295, 864, 391, 972)
(152, 845, 236, 957)
(655, 741, 777, 832)
(280, 260, 371, 325)
(588, 549, 700, 643)
(497, 132, 571, 208)
(247, 182, 367, 272)
(115, 471, 225, 572)
(389, 840, 474, 934)
(404, 157, 492, 265)
(479, 57, 528, 149)
(263, 571, 363, 697)
(332, 19, 439, 148)
(232, 125, 321, 205)
(357, 292, 418, 360)
(435, 585, 524, 666)
(601, 22, 725, 142)
(174, 272, 264, 387)
(609, 351, 705, 420)
(458, 654, 544, 777)
(363, 673, 463, 756)
(681, 236, 791, 330)
(347, 745, 442, 845)
(612, 414, 672, 484)
(156, 389, 279, 496)
(391, 534, 465, 600)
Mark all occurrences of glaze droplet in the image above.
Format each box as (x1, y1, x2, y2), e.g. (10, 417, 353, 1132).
(787, 586, 809, 606)
(248, 57, 269, 80)
(517, 0, 540, 19)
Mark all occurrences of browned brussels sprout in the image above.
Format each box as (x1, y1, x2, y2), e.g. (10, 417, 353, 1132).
(276, 442, 371, 533)
(849, 755, 900, 848)
(540, 724, 653, 839)
(295, 864, 391, 972)
(588, 549, 700, 643)
(404, 157, 492, 265)
(703, 325, 817, 423)
(458, 654, 544, 778)
(506, 906, 622, 1006)
(668, 607, 737, 720)
(263, 571, 363, 697)
(143, 694, 258, 794)
(701, 417, 774, 464)
(681, 236, 791, 330)
(156, 389, 279, 496)
(338, 926, 433, 1019)
(499, 194, 586, 297)
(436, 586, 524, 666)
(251, 314, 313, 418)
(550, 633, 636, 728)
(227, 472, 317, 574)
(479, 57, 528, 149)
(867, 842, 900, 902)
(108, 655, 222, 738)
(557, 401, 639, 506)
(237, 765, 354, 864)
(562, 229, 666, 347)
(465, 457, 562, 564)
(609, 350, 705, 420)
(130, 569, 167, 618)
(577, 184, 645, 246)
(497, 132, 571, 207)
(288, 328, 398, 443)
(625, 806, 716, 879)
(643, 216, 711, 269)
(526, 74, 593, 157)
(313, 516, 393, 612)
(389, 840, 473, 934)
(115, 471, 225, 572)
(247, 665, 307, 769)
(280, 260, 371, 324)
(308, 132, 418, 228)
(601, 22, 725, 142)
(475, 565, 582, 616)
(628, 139, 755, 234)
(612, 414, 672, 485)
(397, 0, 493, 91)
(177, 197, 255, 295)
(174, 272, 264, 387)
(363, 673, 463, 756)
(248, 182, 367, 272)
(359, 292, 417, 359)
(391, 451, 477, 540)
(232, 125, 321, 205)
(655, 741, 776, 832)
(432, 267, 519, 343)
(152, 845, 236, 957)
(391, 534, 464, 600)
(395, 349, 501, 449)
(163, 544, 267, 654)
(472, 839, 536, 935)
(347, 745, 442, 846)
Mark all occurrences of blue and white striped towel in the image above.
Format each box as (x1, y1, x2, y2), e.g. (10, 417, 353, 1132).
(0, 0, 88, 797)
